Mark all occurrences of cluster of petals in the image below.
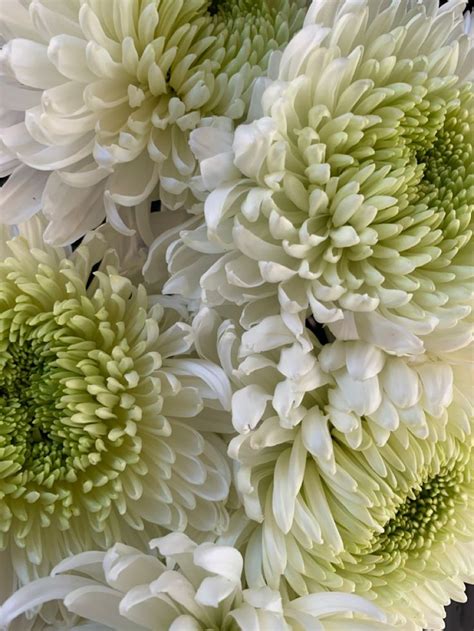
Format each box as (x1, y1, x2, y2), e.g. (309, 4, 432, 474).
(0, 533, 395, 631)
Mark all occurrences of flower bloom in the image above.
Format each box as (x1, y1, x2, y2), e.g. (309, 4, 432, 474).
(0, 217, 231, 586)
(164, 0, 473, 354)
(0, 0, 306, 244)
(192, 307, 474, 630)
(0, 533, 393, 631)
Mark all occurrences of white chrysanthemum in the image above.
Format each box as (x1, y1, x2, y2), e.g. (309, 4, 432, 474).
(192, 308, 474, 630)
(0, 533, 395, 631)
(0, 0, 307, 244)
(163, 0, 473, 353)
(0, 217, 232, 588)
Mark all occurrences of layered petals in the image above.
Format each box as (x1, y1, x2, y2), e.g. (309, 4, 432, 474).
(0, 534, 393, 631)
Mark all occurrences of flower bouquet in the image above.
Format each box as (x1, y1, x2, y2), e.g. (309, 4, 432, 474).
(0, 1, 472, 629)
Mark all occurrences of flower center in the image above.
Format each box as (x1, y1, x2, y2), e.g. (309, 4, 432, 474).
(0, 337, 67, 471)
(372, 459, 468, 556)
(207, 0, 223, 15)
(208, 0, 275, 17)
(416, 88, 473, 228)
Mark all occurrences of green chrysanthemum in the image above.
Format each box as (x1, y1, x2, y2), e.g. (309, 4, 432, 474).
(0, 219, 231, 585)
(0, 0, 307, 244)
(165, 0, 473, 353)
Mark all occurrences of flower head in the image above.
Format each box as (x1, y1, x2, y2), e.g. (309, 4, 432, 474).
(165, 0, 473, 352)
(0, 0, 307, 244)
(192, 307, 474, 630)
(0, 217, 231, 585)
(0, 533, 393, 631)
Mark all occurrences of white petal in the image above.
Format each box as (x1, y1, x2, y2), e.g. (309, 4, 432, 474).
(103, 545, 164, 593)
(4, 39, 63, 88)
(0, 577, 95, 627)
(190, 121, 234, 162)
(64, 585, 131, 629)
(107, 153, 160, 206)
(103, 191, 136, 236)
(150, 571, 203, 620)
(381, 358, 420, 408)
(193, 544, 243, 584)
(417, 363, 453, 416)
(195, 575, 236, 607)
(289, 592, 386, 621)
(345, 341, 385, 380)
(233, 117, 277, 179)
(241, 317, 294, 354)
(301, 408, 333, 462)
(150, 533, 196, 558)
(368, 396, 399, 432)
(169, 615, 202, 631)
(52, 551, 105, 577)
(0, 164, 48, 223)
(228, 603, 261, 631)
(277, 344, 318, 381)
(354, 311, 424, 355)
(334, 371, 382, 416)
(165, 359, 232, 411)
(48, 35, 96, 82)
(0, 0, 37, 40)
(232, 385, 272, 433)
(120, 586, 178, 629)
(272, 434, 306, 533)
(42, 173, 104, 244)
(200, 152, 240, 191)
(319, 341, 347, 373)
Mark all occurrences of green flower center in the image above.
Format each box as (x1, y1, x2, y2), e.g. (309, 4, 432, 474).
(0, 337, 65, 471)
(372, 458, 469, 556)
(417, 90, 473, 234)
(209, 0, 280, 18)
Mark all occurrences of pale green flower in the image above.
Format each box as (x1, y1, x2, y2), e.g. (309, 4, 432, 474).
(0, 533, 394, 631)
(164, 0, 473, 355)
(193, 307, 474, 631)
(0, 217, 231, 586)
(0, 0, 307, 244)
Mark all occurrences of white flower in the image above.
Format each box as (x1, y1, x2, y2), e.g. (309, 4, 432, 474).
(192, 307, 474, 630)
(0, 0, 307, 244)
(163, 0, 474, 354)
(0, 216, 232, 588)
(0, 533, 394, 631)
